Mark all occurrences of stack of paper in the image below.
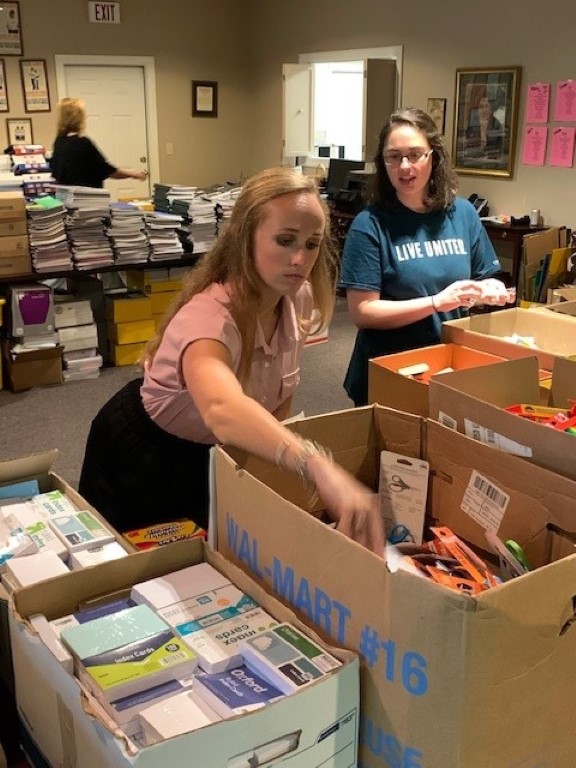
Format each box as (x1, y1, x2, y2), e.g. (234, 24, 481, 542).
(26, 196, 73, 272)
(107, 202, 150, 265)
(57, 185, 114, 269)
(59, 604, 198, 704)
(144, 211, 184, 261)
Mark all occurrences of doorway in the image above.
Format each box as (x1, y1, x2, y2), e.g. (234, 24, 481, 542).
(54, 55, 159, 200)
(283, 46, 402, 164)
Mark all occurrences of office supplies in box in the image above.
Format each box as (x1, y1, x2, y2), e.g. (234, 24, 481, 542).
(428, 355, 576, 481)
(10, 541, 358, 768)
(212, 404, 576, 768)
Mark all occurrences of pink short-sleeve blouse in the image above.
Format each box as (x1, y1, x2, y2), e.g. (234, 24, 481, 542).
(141, 282, 314, 443)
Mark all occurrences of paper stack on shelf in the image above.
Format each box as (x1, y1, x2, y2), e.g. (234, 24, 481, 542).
(107, 202, 150, 265)
(26, 195, 73, 272)
(144, 211, 184, 261)
(56, 185, 114, 269)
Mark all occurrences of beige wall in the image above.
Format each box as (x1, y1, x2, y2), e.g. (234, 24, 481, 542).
(5, 0, 576, 227)
(248, 0, 576, 229)
(6, 0, 252, 187)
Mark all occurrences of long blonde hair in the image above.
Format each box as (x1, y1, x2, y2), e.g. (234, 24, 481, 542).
(145, 167, 338, 383)
(56, 97, 87, 137)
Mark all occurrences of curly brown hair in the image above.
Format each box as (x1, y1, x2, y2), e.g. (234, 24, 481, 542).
(144, 167, 338, 384)
(370, 107, 458, 212)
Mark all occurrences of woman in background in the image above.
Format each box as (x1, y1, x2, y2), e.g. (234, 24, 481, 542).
(49, 97, 148, 188)
(79, 167, 384, 554)
(340, 107, 514, 407)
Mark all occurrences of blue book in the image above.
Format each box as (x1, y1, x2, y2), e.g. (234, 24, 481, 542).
(193, 665, 284, 717)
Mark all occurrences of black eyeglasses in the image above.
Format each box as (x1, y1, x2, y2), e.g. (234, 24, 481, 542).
(383, 149, 434, 168)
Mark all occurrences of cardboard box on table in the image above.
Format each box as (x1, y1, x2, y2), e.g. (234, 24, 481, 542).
(211, 404, 576, 768)
(368, 343, 505, 416)
(0, 450, 134, 693)
(540, 298, 576, 317)
(428, 355, 576, 482)
(10, 539, 359, 768)
(441, 306, 576, 372)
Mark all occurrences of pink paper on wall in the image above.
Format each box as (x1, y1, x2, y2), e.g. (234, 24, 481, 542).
(553, 80, 576, 121)
(521, 126, 547, 166)
(526, 83, 550, 123)
(549, 127, 575, 167)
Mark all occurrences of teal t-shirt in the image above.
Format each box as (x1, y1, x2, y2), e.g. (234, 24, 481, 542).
(339, 197, 500, 405)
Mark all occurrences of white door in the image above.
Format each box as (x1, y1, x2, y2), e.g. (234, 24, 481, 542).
(61, 64, 150, 200)
(282, 64, 314, 162)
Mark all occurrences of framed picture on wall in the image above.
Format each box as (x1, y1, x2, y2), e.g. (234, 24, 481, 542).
(6, 117, 32, 145)
(20, 59, 51, 112)
(452, 66, 522, 178)
(192, 80, 218, 118)
(0, 3, 23, 56)
(427, 98, 446, 135)
(0, 59, 9, 111)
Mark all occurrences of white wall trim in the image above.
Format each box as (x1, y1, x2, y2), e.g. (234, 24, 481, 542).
(54, 54, 160, 185)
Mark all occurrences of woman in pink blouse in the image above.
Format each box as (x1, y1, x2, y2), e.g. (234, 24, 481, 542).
(79, 167, 383, 553)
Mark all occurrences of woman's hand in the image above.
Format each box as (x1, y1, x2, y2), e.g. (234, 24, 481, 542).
(432, 280, 485, 312)
(133, 169, 149, 181)
(306, 454, 385, 555)
(478, 278, 516, 305)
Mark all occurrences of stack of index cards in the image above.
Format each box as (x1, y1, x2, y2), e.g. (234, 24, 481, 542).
(239, 623, 341, 695)
(193, 665, 284, 718)
(60, 603, 198, 703)
(3, 502, 67, 560)
(139, 689, 221, 745)
(48, 510, 116, 552)
(31, 490, 77, 518)
(131, 563, 277, 674)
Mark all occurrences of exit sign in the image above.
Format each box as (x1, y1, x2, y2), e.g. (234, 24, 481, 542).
(88, 2, 120, 23)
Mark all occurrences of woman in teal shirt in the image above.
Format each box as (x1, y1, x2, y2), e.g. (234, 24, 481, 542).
(339, 107, 515, 406)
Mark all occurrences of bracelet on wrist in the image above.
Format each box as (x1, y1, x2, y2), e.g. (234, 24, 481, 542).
(430, 295, 438, 313)
(275, 437, 332, 507)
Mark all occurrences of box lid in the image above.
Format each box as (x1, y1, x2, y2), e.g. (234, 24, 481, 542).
(0, 449, 58, 485)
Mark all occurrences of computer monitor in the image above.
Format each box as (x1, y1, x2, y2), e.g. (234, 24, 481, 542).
(325, 158, 365, 199)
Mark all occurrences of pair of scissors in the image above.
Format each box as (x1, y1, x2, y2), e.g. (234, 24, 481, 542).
(387, 524, 414, 544)
(388, 474, 411, 493)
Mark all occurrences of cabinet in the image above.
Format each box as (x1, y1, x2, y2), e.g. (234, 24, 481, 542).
(482, 221, 546, 290)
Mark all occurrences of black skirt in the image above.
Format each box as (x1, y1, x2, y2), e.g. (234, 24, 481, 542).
(78, 378, 211, 533)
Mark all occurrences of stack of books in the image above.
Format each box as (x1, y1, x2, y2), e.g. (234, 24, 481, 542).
(59, 603, 199, 706)
(144, 211, 184, 261)
(107, 202, 150, 265)
(26, 196, 73, 272)
(56, 185, 114, 269)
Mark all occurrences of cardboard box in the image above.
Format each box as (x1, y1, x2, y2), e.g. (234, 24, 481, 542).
(0, 450, 134, 693)
(2, 342, 63, 392)
(107, 318, 156, 345)
(541, 299, 576, 317)
(0, 254, 30, 278)
(211, 404, 576, 768)
(0, 191, 26, 218)
(105, 293, 152, 324)
(10, 540, 359, 768)
(441, 307, 576, 371)
(0, 219, 27, 237)
(368, 343, 505, 416)
(428, 355, 576, 481)
(126, 269, 184, 295)
(109, 341, 146, 367)
(54, 298, 94, 329)
(150, 291, 176, 316)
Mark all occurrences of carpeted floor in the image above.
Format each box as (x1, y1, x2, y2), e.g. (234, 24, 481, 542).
(0, 299, 357, 488)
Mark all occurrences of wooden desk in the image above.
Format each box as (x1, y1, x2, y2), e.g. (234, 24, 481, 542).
(482, 221, 546, 290)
